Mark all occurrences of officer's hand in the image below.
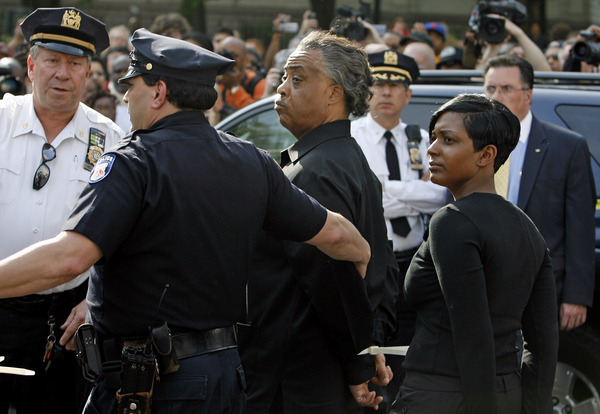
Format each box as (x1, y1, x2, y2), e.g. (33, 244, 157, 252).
(371, 354, 393, 386)
(349, 382, 383, 410)
(560, 303, 587, 331)
(60, 299, 88, 350)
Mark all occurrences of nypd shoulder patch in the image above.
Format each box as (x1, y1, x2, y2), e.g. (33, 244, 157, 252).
(89, 154, 116, 183)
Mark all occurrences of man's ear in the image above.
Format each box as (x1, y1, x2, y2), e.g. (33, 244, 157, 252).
(328, 84, 344, 106)
(478, 144, 497, 167)
(151, 80, 168, 109)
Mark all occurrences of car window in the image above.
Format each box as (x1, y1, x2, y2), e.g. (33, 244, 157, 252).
(555, 104, 600, 163)
(402, 97, 453, 130)
(222, 107, 294, 163)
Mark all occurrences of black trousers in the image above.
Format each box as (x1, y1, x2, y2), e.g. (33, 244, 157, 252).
(391, 371, 522, 414)
(0, 285, 90, 414)
(83, 348, 245, 414)
(366, 250, 418, 414)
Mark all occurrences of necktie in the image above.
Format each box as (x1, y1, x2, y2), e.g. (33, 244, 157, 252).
(384, 131, 411, 237)
(496, 156, 510, 198)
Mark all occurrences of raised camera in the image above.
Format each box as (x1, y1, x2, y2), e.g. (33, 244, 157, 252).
(279, 20, 299, 34)
(0, 62, 23, 98)
(572, 41, 600, 65)
(469, 0, 528, 44)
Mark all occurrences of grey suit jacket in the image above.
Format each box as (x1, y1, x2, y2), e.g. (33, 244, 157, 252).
(517, 116, 596, 307)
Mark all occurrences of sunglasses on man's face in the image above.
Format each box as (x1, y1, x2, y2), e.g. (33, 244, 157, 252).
(33, 143, 56, 190)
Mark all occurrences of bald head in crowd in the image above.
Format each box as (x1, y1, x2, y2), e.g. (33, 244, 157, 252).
(403, 42, 436, 70)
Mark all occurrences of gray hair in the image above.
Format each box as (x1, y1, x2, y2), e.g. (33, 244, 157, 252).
(297, 30, 372, 117)
(29, 44, 92, 64)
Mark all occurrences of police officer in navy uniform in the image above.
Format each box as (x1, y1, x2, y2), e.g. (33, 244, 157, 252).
(0, 29, 372, 413)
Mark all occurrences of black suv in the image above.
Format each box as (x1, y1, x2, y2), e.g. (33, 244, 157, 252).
(216, 70, 600, 414)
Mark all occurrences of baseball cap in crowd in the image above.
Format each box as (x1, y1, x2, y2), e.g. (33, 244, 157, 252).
(424, 22, 447, 41)
(400, 31, 434, 49)
(437, 46, 464, 69)
(119, 28, 235, 86)
(20, 7, 109, 57)
(368, 49, 420, 85)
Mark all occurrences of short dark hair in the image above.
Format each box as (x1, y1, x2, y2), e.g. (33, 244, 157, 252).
(484, 54, 534, 90)
(429, 93, 520, 171)
(141, 74, 217, 110)
(89, 91, 116, 107)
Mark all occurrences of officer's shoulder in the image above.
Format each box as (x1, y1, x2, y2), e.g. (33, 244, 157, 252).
(216, 129, 257, 149)
(79, 103, 126, 137)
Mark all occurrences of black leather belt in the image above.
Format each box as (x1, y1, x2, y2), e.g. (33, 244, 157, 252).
(106, 326, 237, 361)
(173, 327, 237, 359)
(0, 281, 88, 313)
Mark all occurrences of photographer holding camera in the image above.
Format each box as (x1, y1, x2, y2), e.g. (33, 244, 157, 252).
(466, 0, 550, 71)
(329, 3, 385, 49)
(562, 25, 600, 72)
(0, 57, 25, 98)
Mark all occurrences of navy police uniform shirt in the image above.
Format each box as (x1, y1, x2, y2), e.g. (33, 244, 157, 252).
(63, 110, 327, 338)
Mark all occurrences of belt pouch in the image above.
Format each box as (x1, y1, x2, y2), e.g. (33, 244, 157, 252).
(74, 323, 102, 383)
(150, 322, 180, 375)
(116, 346, 157, 414)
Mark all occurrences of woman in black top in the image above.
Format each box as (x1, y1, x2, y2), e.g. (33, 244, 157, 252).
(391, 94, 558, 414)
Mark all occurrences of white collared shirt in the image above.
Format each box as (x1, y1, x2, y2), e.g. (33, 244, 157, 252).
(0, 94, 125, 294)
(351, 113, 447, 252)
(506, 111, 533, 204)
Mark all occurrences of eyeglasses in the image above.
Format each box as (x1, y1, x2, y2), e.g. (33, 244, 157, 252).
(484, 85, 529, 95)
(32, 143, 56, 190)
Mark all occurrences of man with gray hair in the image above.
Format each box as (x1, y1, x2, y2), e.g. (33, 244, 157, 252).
(0, 7, 124, 413)
(239, 30, 397, 413)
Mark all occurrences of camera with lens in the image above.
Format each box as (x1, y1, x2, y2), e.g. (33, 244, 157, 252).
(572, 30, 600, 65)
(572, 41, 600, 65)
(279, 19, 299, 34)
(0, 61, 24, 99)
(330, 0, 372, 42)
(469, 0, 527, 44)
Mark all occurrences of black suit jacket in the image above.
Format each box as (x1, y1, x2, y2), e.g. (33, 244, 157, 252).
(517, 116, 596, 306)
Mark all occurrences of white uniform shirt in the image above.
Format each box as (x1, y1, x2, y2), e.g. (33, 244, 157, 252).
(351, 113, 448, 252)
(0, 93, 125, 294)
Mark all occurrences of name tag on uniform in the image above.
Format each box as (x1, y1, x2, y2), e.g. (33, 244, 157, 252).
(84, 128, 106, 172)
(407, 140, 424, 171)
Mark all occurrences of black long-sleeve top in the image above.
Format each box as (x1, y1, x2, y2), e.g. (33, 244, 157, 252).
(403, 192, 558, 414)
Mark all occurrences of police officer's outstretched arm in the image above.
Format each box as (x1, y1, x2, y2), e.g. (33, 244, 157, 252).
(0, 231, 102, 298)
(305, 210, 371, 277)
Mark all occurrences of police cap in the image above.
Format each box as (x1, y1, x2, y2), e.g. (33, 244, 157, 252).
(119, 28, 235, 86)
(20, 7, 109, 57)
(368, 49, 420, 85)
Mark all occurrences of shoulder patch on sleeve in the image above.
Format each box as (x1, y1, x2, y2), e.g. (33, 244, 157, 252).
(89, 154, 116, 183)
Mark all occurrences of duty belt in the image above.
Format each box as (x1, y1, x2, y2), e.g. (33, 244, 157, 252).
(104, 326, 237, 361)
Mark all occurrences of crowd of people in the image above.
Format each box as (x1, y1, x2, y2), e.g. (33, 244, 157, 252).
(1, 8, 598, 129)
(0, 4, 597, 414)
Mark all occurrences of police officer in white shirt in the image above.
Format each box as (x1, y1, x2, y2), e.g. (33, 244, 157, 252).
(0, 8, 124, 413)
(351, 49, 447, 413)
